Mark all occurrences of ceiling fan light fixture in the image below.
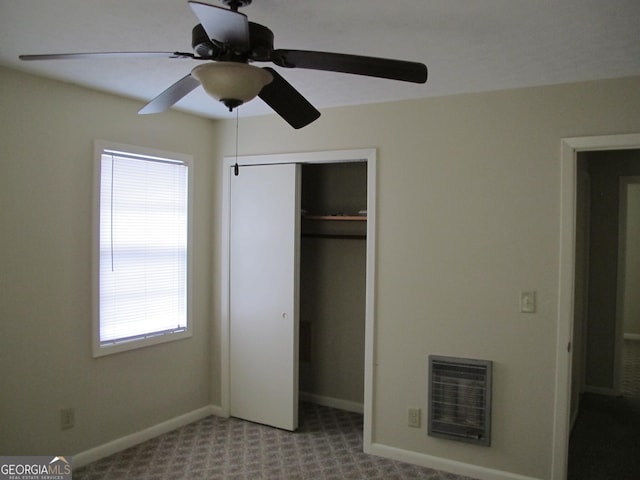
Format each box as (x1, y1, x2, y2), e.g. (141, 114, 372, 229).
(192, 62, 272, 111)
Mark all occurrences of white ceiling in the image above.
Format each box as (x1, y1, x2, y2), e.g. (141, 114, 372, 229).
(1, 0, 639, 121)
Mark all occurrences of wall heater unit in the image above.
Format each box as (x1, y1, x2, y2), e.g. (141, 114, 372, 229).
(428, 355, 492, 446)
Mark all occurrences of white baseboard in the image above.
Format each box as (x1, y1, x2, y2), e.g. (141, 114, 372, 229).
(299, 391, 364, 414)
(583, 385, 619, 396)
(570, 405, 580, 432)
(368, 443, 543, 480)
(73, 405, 221, 468)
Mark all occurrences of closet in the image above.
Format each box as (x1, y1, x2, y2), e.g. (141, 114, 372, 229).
(224, 150, 374, 433)
(299, 162, 367, 411)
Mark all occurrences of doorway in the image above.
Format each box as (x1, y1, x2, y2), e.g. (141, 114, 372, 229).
(220, 148, 377, 452)
(575, 153, 640, 397)
(566, 151, 640, 479)
(554, 134, 640, 480)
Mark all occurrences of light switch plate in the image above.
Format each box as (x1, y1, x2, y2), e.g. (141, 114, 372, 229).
(520, 291, 536, 313)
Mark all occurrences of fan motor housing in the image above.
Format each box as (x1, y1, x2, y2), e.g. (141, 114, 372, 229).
(191, 22, 273, 62)
(192, 24, 219, 58)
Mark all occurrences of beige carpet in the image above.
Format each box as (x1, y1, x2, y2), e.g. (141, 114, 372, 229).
(74, 402, 476, 479)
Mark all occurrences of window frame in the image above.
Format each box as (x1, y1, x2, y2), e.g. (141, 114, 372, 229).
(92, 140, 194, 357)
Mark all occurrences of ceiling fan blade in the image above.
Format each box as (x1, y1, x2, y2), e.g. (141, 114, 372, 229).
(138, 74, 201, 114)
(258, 68, 320, 129)
(271, 50, 428, 84)
(19, 51, 195, 61)
(188, 1, 249, 50)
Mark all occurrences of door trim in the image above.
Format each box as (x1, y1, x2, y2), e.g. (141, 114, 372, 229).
(220, 148, 377, 450)
(554, 133, 640, 479)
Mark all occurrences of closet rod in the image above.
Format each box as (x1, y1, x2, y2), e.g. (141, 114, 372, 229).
(301, 233, 366, 240)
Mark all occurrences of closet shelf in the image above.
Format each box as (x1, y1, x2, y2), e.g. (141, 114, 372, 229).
(301, 214, 367, 239)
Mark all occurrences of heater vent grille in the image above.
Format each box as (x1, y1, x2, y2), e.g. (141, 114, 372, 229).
(428, 355, 492, 446)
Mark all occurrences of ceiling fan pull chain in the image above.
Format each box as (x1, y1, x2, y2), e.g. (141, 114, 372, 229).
(234, 107, 240, 176)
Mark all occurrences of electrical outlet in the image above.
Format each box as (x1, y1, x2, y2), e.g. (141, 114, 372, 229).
(60, 408, 75, 430)
(408, 407, 421, 428)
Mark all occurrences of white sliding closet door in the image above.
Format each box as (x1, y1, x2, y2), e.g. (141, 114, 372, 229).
(229, 163, 301, 431)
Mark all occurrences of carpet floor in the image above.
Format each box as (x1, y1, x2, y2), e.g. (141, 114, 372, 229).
(74, 402, 477, 479)
(568, 393, 640, 480)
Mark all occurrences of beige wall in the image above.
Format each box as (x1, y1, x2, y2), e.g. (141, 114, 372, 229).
(300, 237, 366, 403)
(623, 182, 640, 335)
(215, 76, 640, 479)
(2, 63, 640, 479)
(0, 66, 217, 455)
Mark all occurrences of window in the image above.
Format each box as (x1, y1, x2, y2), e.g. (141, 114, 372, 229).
(93, 141, 192, 356)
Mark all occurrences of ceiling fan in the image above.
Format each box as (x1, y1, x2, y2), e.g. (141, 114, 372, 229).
(20, 0, 428, 129)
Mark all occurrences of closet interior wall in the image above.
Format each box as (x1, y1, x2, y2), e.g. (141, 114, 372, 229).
(299, 162, 367, 408)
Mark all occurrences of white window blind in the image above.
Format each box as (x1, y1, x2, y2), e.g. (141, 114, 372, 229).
(97, 148, 189, 351)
